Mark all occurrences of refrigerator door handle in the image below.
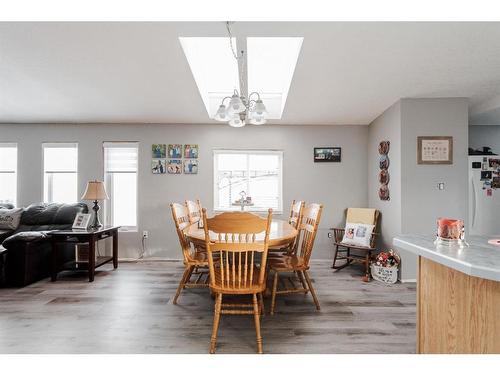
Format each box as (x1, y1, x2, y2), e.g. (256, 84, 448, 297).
(471, 176, 477, 228)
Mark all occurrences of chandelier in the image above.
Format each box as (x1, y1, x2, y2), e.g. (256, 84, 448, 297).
(213, 22, 268, 127)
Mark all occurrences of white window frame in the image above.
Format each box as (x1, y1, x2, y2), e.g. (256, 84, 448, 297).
(0, 143, 18, 206)
(213, 149, 283, 214)
(103, 142, 139, 232)
(42, 142, 78, 203)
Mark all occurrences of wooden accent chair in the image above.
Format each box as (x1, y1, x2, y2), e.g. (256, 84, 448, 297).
(202, 208, 273, 354)
(186, 199, 202, 224)
(170, 203, 209, 304)
(268, 203, 323, 315)
(269, 200, 304, 256)
(331, 208, 380, 281)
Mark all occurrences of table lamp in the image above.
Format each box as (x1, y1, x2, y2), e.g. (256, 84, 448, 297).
(81, 180, 109, 229)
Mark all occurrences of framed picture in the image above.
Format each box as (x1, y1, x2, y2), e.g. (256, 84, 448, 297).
(184, 144, 199, 159)
(151, 159, 166, 174)
(183, 159, 198, 174)
(167, 159, 182, 174)
(314, 147, 341, 162)
(417, 136, 453, 165)
(168, 144, 182, 159)
(152, 144, 166, 158)
(72, 213, 91, 230)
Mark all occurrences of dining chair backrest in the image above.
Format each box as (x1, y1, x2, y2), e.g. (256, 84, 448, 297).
(170, 202, 194, 263)
(186, 199, 202, 224)
(296, 203, 323, 265)
(289, 200, 305, 230)
(202, 209, 273, 291)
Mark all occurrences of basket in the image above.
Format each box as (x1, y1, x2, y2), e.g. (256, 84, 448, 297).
(370, 264, 398, 284)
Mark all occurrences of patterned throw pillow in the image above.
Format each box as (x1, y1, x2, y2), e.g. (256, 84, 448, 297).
(341, 222, 375, 247)
(0, 208, 23, 230)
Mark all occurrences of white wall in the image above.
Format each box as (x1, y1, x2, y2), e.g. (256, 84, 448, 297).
(469, 125, 500, 154)
(0, 123, 369, 260)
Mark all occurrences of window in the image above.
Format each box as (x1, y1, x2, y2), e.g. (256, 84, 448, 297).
(43, 143, 78, 203)
(104, 142, 138, 230)
(0, 143, 17, 205)
(213, 150, 283, 213)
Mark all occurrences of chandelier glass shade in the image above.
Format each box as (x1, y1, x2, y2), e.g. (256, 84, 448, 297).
(214, 90, 268, 127)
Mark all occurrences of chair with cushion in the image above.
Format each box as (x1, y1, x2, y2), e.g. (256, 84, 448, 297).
(170, 202, 209, 304)
(202, 208, 272, 354)
(185, 199, 202, 225)
(331, 208, 380, 281)
(268, 203, 323, 315)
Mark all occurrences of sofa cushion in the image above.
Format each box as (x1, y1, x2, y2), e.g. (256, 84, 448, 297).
(0, 208, 23, 230)
(20, 202, 88, 227)
(0, 203, 14, 210)
(2, 231, 50, 248)
(0, 229, 14, 243)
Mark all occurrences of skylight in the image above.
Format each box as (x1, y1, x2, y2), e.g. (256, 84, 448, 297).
(247, 37, 303, 119)
(179, 36, 303, 120)
(179, 37, 240, 118)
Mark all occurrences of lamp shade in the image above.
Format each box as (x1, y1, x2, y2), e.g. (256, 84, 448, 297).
(81, 180, 109, 200)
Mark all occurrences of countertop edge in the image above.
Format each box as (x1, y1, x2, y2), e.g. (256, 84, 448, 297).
(393, 237, 500, 282)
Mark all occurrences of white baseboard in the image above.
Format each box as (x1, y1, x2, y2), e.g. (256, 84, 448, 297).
(400, 278, 417, 283)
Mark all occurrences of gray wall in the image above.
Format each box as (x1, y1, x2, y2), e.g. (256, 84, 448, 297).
(0, 123, 369, 260)
(400, 98, 469, 279)
(367, 101, 402, 258)
(469, 125, 500, 154)
(367, 98, 469, 281)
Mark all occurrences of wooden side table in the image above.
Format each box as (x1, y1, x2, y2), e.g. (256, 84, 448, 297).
(50, 226, 120, 282)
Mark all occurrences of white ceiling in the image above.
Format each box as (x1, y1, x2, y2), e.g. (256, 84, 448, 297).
(1, 22, 500, 125)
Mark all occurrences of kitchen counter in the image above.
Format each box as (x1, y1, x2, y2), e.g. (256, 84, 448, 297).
(393, 234, 500, 354)
(393, 234, 500, 282)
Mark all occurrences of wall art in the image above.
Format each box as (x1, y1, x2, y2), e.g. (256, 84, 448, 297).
(314, 147, 341, 162)
(417, 136, 453, 164)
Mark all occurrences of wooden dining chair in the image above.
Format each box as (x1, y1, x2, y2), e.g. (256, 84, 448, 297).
(170, 202, 209, 304)
(186, 199, 202, 224)
(268, 203, 323, 315)
(269, 200, 304, 254)
(331, 208, 380, 281)
(202, 208, 273, 354)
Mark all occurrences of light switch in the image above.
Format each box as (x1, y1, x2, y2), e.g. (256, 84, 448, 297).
(437, 182, 445, 190)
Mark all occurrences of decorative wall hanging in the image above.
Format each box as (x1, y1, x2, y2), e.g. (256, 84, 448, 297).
(417, 136, 453, 165)
(167, 159, 182, 174)
(314, 147, 341, 162)
(378, 140, 390, 201)
(152, 159, 166, 174)
(152, 144, 166, 158)
(184, 144, 199, 159)
(168, 144, 182, 159)
(183, 159, 198, 174)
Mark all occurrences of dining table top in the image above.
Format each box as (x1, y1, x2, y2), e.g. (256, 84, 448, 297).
(183, 219, 298, 247)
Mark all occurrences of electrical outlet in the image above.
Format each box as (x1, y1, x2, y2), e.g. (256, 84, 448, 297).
(437, 182, 445, 190)
(142, 231, 149, 239)
(327, 232, 332, 239)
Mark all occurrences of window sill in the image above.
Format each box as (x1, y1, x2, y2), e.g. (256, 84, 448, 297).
(117, 227, 138, 233)
(213, 209, 283, 216)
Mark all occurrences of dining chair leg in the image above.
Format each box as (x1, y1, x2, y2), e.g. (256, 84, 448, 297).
(297, 271, 308, 294)
(252, 293, 263, 354)
(303, 270, 320, 311)
(270, 271, 279, 315)
(209, 293, 222, 354)
(173, 265, 193, 305)
(258, 292, 265, 316)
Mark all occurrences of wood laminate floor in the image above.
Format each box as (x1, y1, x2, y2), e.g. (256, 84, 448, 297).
(0, 260, 416, 354)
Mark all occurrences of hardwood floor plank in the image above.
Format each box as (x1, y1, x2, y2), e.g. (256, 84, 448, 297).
(0, 260, 416, 353)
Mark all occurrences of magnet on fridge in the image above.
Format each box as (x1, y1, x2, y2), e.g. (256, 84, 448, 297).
(487, 189, 493, 197)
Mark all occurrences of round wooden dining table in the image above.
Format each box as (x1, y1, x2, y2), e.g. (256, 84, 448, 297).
(184, 219, 298, 248)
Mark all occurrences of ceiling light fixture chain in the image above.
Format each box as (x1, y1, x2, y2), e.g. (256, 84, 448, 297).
(214, 22, 268, 128)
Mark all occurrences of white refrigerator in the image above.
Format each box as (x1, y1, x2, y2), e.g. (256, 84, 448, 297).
(468, 155, 500, 235)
